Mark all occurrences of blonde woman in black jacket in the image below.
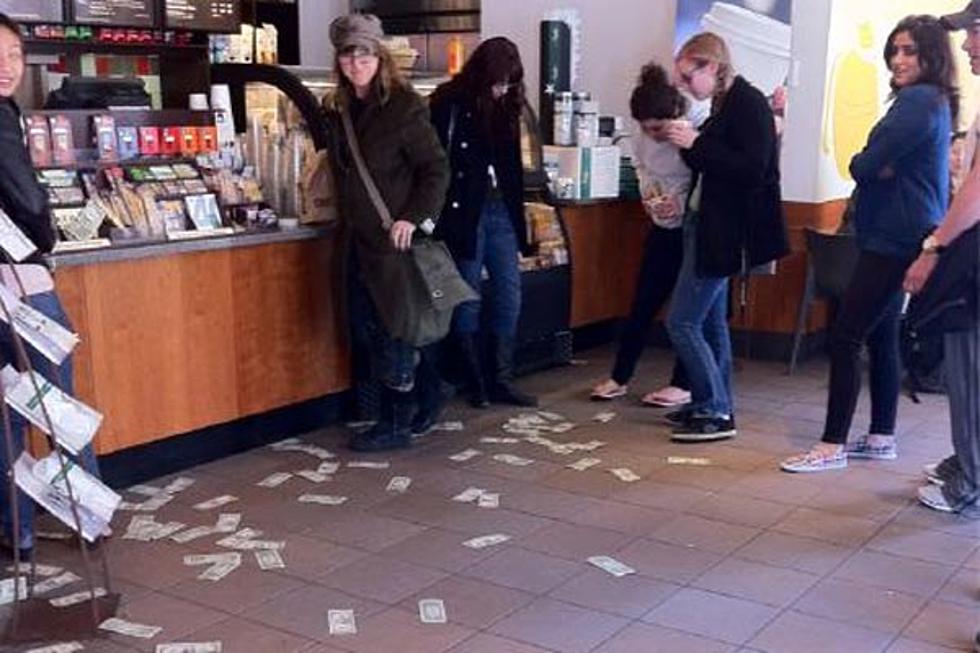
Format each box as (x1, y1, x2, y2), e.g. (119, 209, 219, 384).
(662, 32, 789, 442)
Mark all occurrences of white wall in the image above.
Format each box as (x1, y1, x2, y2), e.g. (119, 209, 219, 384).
(482, 0, 677, 121)
(299, 0, 349, 68)
(779, 0, 833, 202)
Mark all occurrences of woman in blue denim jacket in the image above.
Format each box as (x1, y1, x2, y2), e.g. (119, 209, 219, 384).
(783, 15, 958, 473)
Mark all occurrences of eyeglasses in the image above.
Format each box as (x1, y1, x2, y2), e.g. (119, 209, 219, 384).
(338, 47, 378, 64)
(677, 61, 708, 86)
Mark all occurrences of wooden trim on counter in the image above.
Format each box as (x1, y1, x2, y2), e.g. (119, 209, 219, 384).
(56, 235, 350, 455)
(563, 197, 850, 338)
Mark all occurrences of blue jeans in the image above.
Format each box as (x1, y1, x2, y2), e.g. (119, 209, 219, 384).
(666, 219, 733, 417)
(348, 257, 419, 392)
(453, 199, 522, 337)
(0, 291, 101, 549)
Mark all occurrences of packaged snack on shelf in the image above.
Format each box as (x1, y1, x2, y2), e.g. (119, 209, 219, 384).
(25, 115, 52, 167)
(49, 115, 75, 165)
(117, 127, 140, 160)
(92, 115, 118, 161)
(160, 127, 181, 156)
(199, 126, 218, 153)
(139, 126, 160, 155)
(179, 127, 200, 157)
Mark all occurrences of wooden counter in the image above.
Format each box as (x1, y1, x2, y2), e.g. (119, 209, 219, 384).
(561, 199, 842, 355)
(562, 200, 651, 328)
(53, 231, 350, 455)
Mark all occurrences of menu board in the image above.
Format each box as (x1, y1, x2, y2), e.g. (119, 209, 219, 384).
(0, 0, 65, 23)
(165, 0, 240, 32)
(72, 0, 157, 27)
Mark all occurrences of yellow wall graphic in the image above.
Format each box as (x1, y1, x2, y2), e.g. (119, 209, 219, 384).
(822, 21, 879, 181)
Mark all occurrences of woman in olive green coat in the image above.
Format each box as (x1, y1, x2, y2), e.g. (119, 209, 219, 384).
(324, 14, 450, 452)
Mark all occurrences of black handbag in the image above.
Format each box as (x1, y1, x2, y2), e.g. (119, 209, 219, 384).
(340, 107, 475, 347)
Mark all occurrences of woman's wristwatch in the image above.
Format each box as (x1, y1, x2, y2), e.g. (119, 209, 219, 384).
(921, 234, 946, 255)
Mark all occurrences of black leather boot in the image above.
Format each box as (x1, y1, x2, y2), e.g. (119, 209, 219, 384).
(411, 355, 454, 436)
(457, 333, 490, 408)
(488, 335, 537, 407)
(349, 386, 413, 452)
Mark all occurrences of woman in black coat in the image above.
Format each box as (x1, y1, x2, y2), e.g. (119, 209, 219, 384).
(662, 32, 789, 442)
(429, 37, 537, 408)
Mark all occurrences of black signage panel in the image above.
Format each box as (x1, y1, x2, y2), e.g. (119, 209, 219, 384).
(0, 0, 66, 23)
(165, 0, 240, 32)
(72, 0, 157, 28)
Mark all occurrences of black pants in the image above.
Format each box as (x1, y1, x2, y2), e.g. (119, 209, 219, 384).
(611, 224, 688, 388)
(822, 249, 911, 444)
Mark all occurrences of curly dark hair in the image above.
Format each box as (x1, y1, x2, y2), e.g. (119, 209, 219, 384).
(884, 14, 960, 126)
(630, 63, 687, 122)
(450, 36, 526, 138)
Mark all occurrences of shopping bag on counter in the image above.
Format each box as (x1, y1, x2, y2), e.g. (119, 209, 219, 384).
(300, 148, 338, 225)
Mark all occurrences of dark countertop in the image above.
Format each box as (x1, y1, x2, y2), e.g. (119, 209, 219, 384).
(49, 224, 335, 269)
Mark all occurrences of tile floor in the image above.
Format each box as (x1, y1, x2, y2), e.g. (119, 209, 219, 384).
(3, 349, 978, 652)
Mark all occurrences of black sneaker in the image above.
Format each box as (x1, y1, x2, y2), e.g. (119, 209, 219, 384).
(663, 408, 692, 426)
(671, 416, 737, 442)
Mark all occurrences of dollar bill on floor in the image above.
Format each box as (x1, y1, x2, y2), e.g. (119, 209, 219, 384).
(99, 617, 163, 639)
(449, 449, 481, 462)
(451, 487, 485, 503)
(567, 457, 601, 471)
(255, 549, 285, 570)
(298, 494, 348, 506)
(587, 555, 636, 577)
(256, 472, 292, 488)
(199, 556, 242, 582)
(295, 470, 330, 483)
(317, 461, 340, 475)
(213, 513, 242, 533)
(492, 454, 534, 467)
(216, 529, 285, 551)
(386, 476, 412, 493)
(193, 495, 238, 511)
(462, 533, 510, 549)
(0, 577, 29, 605)
(170, 525, 216, 544)
(163, 478, 195, 494)
(7, 562, 63, 577)
(418, 598, 447, 624)
(430, 421, 464, 432)
(33, 571, 80, 595)
(666, 456, 712, 466)
(24, 643, 85, 653)
(327, 609, 357, 635)
(50, 587, 108, 607)
(347, 461, 390, 469)
(155, 643, 222, 653)
(609, 468, 641, 482)
(477, 493, 499, 509)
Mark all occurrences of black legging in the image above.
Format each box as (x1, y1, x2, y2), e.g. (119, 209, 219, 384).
(822, 249, 911, 444)
(611, 224, 688, 389)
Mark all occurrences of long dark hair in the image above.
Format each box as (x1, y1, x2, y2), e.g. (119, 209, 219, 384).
(448, 36, 526, 138)
(630, 63, 687, 122)
(0, 13, 23, 42)
(885, 15, 960, 126)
